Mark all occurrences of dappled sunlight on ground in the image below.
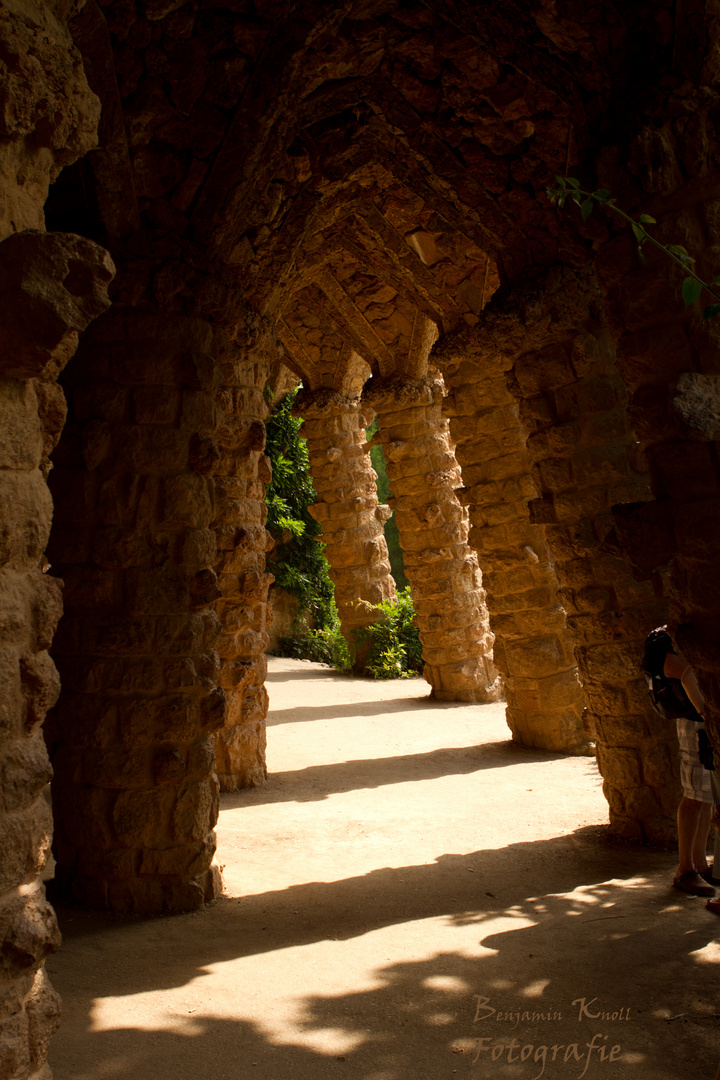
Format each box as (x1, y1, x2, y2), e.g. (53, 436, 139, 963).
(47, 658, 719, 1080)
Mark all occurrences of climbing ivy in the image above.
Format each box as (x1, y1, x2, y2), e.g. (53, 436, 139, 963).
(264, 387, 336, 630)
(546, 176, 720, 319)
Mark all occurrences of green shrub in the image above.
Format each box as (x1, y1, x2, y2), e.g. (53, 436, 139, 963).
(355, 587, 423, 679)
(276, 622, 352, 671)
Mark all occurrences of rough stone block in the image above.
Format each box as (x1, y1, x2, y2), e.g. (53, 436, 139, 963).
(595, 744, 642, 788)
(126, 427, 190, 473)
(25, 966, 61, 1077)
(172, 778, 219, 843)
(511, 667, 583, 711)
(81, 746, 153, 790)
(124, 567, 190, 615)
(20, 652, 60, 730)
(112, 786, 176, 846)
(0, 231, 114, 381)
(0, 379, 44, 470)
(0, 472, 53, 569)
(0, 797, 52, 893)
(579, 641, 645, 681)
(0, 734, 52, 816)
(134, 386, 179, 425)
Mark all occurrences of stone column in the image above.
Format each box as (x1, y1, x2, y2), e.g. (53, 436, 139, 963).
(47, 307, 230, 912)
(437, 338, 587, 752)
(294, 387, 396, 663)
(0, 231, 114, 1080)
(494, 271, 671, 841)
(213, 340, 274, 792)
(364, 374, 500, 703)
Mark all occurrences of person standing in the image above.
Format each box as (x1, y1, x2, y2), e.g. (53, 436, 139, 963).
(643, 627, 715, 897)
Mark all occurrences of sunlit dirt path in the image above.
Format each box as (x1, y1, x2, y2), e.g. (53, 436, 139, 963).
(46, 657, 720, 1080)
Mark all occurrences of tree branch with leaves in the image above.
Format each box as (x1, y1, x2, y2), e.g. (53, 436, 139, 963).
(546, 176, 720, 319)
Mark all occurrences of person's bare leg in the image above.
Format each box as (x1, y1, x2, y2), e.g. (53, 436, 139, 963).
(692, 801, 713, 874)
(676, 796, 704, 879)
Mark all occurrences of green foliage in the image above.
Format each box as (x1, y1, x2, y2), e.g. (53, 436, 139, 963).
(265, 396, 421, 680)
(276, 622, 352, 671)
(265, 388, 336, 630)
(354, 587, 423, 679)
(546, 177, 720, 320)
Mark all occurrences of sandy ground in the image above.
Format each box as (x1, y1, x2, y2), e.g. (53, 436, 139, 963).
(46, 657, 720, 1080)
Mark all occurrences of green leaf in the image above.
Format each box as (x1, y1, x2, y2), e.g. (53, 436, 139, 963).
(704, 303, 720, 319)
(638, 250, 647, 265)
(565, 177, 581, 189)
(667, 244, 695, 264)
(682, 277, 703, 307)
(593, 188, 611, 200)
(638, 214, 656, 224)
(555, 175, 567, 188)
(631, 222, 645, 243)
(581, 198, 594, 221)
(571, 191, 582, 205)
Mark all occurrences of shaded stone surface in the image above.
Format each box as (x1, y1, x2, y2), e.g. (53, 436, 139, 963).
(0, 7, 112, 1071)
(436, 332, 588, 753)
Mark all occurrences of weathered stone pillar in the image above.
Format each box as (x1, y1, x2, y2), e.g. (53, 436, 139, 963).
(436, 336, 587, 752)
(0, 230, 114, 1079)
(488, 270, 671, 841)
(0, 1, 112, 1072)
(294, 387, 395, 662)
(364, 374, 500, 703)
(213, 337, 274, 792)
(47, 306, 232, 912)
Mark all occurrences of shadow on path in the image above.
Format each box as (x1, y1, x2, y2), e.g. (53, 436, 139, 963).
(265, 695, 438, 725)
(48, 827, 719, 1080)
(222, 741, 572, 806)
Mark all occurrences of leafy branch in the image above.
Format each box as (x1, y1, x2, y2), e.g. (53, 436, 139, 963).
(546, 176, 720, 320)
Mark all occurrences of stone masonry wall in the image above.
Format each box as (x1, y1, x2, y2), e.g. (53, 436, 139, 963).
(436, 338, 588, 752)
(365, 374, 500, 703)
(0, 2, 111, 1076)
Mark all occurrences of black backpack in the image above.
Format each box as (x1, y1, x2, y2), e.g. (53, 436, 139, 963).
(641, 628, 714, 770)
(641, 628, 702, 723)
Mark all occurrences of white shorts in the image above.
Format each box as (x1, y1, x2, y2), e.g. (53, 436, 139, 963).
(676, 717, 713, 803)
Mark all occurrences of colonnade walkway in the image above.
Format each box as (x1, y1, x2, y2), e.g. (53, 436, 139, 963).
(47, 657, 719, 1079)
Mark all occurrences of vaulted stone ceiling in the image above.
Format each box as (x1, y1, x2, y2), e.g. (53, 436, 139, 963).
(56, 0, 676, 392)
